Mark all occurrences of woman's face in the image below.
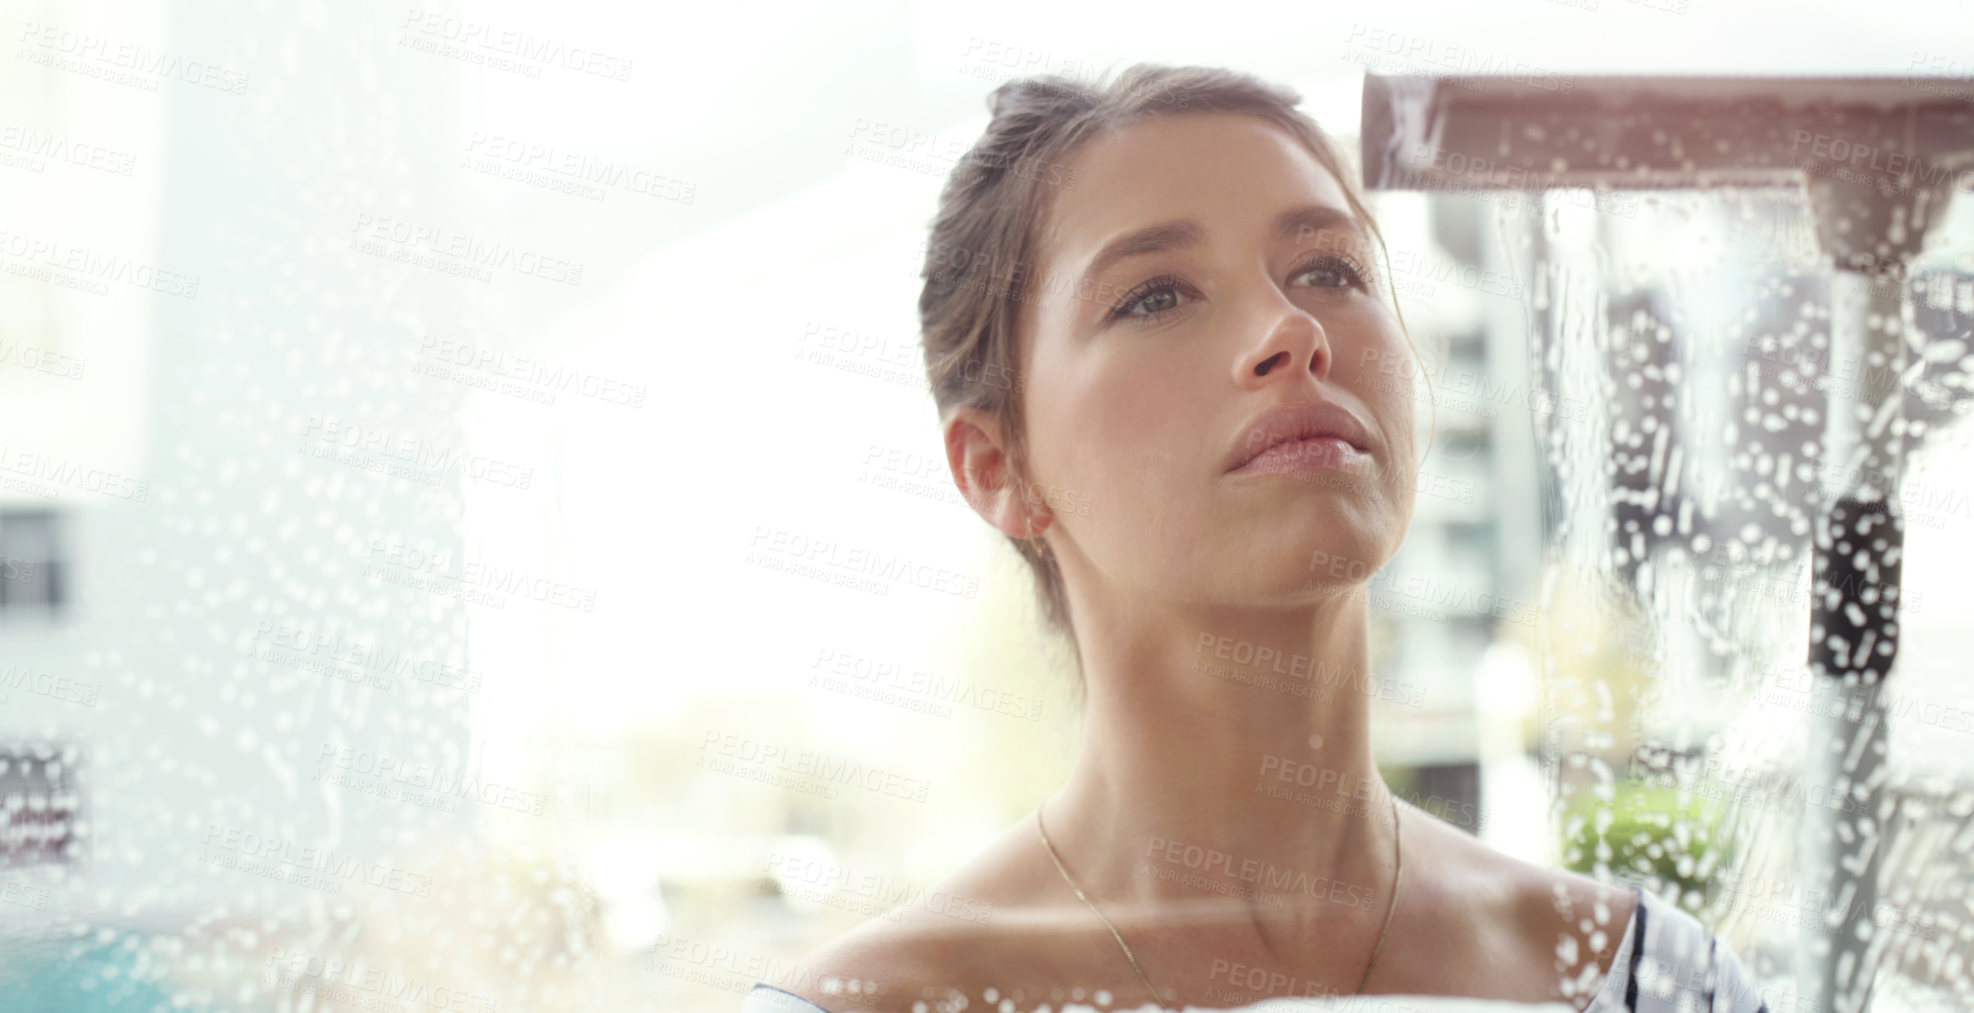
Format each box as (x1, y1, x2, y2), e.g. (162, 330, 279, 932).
(1013, 112, 1419, 609)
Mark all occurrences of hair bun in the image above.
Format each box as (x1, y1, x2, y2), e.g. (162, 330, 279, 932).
(989, 75, 1081, 118)
(987, 80, 1033, 118)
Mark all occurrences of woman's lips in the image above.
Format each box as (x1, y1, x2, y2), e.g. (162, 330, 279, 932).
(1227, 435, 1367, 477)
(1225, 399, 1373, 473)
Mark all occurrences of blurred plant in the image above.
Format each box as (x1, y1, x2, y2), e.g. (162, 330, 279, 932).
(1559, 780, 1740, 915)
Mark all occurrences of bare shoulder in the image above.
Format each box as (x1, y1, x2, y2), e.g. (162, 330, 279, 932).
(769, 817, 1062, 1013)
(1485, 838, 1641, 1007)
(1509, 859, 1640, 962)
(1389, 800, 1638, 1009)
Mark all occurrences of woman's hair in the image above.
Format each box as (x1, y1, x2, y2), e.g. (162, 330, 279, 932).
(916, 63, 1429, 699)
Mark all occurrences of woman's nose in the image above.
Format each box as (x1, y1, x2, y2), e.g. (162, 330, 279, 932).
(1235, 300, 1331, 386)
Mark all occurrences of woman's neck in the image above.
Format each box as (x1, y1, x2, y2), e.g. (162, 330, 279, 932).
(1037, 595, 1399, 960)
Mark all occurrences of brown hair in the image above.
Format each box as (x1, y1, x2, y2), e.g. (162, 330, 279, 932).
(916, 62, 1430, 699)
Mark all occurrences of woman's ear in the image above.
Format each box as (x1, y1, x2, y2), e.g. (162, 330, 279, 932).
(944, 406, 1053, 539)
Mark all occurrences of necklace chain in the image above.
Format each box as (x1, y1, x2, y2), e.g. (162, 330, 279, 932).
(1034, 790, 1402, 1008)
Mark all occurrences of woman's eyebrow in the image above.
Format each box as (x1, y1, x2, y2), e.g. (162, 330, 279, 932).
(1075, 219, 1204, 295)
(1074, 204, 1366, 295)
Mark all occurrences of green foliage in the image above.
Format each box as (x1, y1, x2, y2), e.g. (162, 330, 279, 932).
(1559, 781, 1738, 912)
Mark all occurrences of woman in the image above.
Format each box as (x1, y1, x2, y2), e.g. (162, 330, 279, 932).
(746, 64, 1767, 1013)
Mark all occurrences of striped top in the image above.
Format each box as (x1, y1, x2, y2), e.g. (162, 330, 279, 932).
(742, 884, 1769, 1013)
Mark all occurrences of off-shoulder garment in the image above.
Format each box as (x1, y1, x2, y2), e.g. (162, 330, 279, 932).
(741, 884, 1770, 1013)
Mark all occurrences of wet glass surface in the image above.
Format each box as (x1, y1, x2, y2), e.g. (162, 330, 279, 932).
(1, 5, 1970, 1013)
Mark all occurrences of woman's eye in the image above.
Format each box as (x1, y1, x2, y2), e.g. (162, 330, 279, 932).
(1106, 256, 1370, 324)
(1293, 254, 1370, 290)
(1108, 275, 1193, 323)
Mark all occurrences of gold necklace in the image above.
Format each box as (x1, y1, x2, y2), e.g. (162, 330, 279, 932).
(1034, 789, 1402, 1008)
